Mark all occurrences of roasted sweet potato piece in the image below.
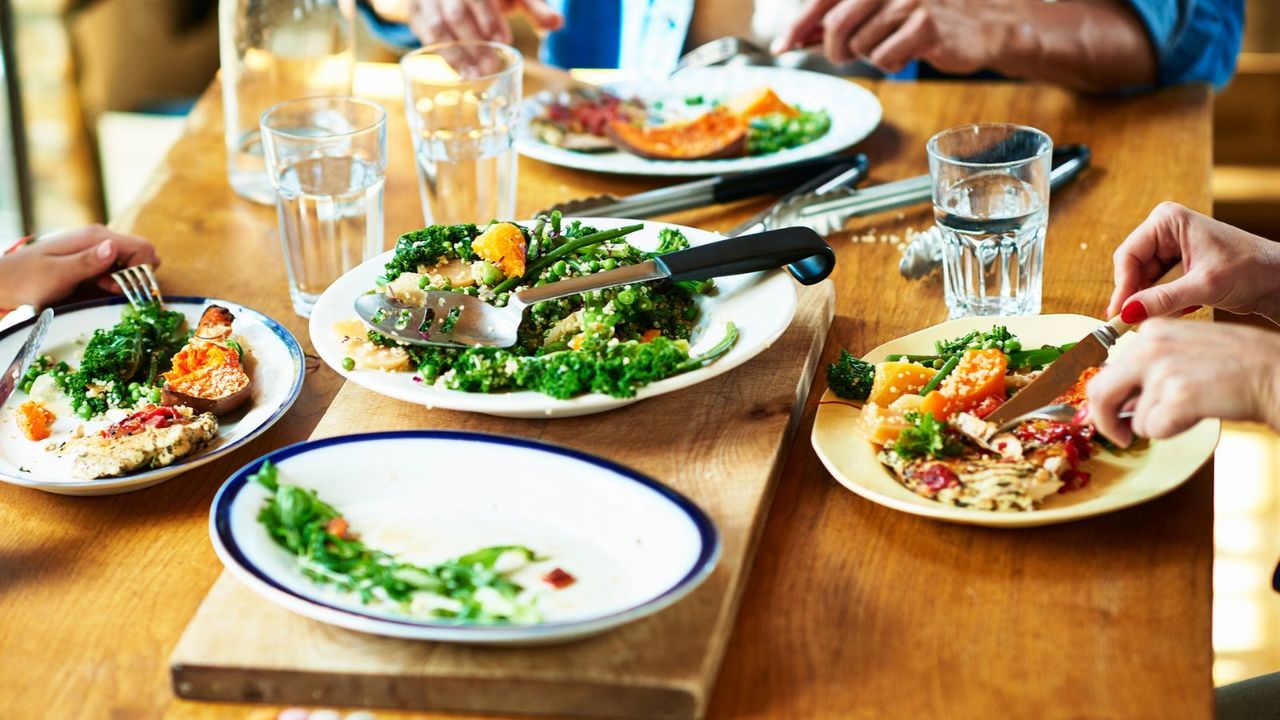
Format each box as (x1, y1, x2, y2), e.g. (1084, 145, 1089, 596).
(608, 107, 748, 160)
(161, 305, 252, 416)
(727, 86, 798, 120)
(471, 222, 527, 278)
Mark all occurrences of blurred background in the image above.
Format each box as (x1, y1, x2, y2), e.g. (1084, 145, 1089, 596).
(1, 0, 1277, 687)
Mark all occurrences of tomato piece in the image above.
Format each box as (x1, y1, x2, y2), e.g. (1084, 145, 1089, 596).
(971, 394, 1004, 419)
(919, 348, 1008, 420)
(640, 329, 662, 343)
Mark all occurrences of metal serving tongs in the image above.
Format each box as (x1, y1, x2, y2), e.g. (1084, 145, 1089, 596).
(356, 226, 834, 349)
(539, 154, 867, 219)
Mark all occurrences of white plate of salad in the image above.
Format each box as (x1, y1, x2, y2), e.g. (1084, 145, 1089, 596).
(0, 296, 304, 496)
(211, 431, 721, 643)
(517, 65, 881, 176)
(811, 314, 1219, 528)
(309, 216, 798, 418)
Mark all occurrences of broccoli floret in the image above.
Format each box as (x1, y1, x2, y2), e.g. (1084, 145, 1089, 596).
(827, 349, 875, 401)
(381, 224, 480, 282)
(654, 228, 690, 255)
(935, 325, 1019, 355)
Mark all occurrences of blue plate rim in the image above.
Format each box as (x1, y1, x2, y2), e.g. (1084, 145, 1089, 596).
(211, 429, 723, 635)
(0, 295, 306, 488)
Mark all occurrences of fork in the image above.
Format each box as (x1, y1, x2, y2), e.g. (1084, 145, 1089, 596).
(672, 37, 769, 75)
(111, 264, 164, 309)
(992, 402, 1134, 435)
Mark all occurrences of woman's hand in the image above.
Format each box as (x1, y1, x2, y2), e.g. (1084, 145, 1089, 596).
(772, 0, 1016, 73)
(407, 0, 562, 47)
(1085, 321, 1280, 447)
(1107, 202, 1280, 324)
(0, 225, 159, 310)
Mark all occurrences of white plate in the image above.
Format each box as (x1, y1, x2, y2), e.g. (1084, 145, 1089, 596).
(0, 296, 305, 496)
(811, 314, 1221, 528)
(211, 431, 721, 643)
(516, 66, 882, 176)
(309, 218, 798, 418)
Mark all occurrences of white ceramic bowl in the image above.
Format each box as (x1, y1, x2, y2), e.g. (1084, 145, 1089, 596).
(211, 431, 721, 643)
(309, 218, 798, 418)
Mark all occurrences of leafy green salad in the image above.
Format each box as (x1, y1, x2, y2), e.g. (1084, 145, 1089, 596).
(339, 213, 737, 399)
(20, 302, 189, 420)
(252, 461, 554, 624)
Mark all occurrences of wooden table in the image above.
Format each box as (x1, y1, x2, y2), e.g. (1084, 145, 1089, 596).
(0, 67, 1215, 720)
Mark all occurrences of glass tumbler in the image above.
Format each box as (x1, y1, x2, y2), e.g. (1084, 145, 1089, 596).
(219, 0, 356, 204)
(401, 41, 522, 226)
(927, 124, 1052, 318)
(260, 96, 387, 317)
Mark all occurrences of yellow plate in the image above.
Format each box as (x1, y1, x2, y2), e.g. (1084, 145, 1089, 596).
(810, 314, 1220, 528)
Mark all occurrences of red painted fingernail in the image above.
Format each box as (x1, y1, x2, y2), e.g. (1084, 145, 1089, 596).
(1180, 305, 1202, 316)
(1072, 406, 1089, 425)
(1120, 301, 1148, 324)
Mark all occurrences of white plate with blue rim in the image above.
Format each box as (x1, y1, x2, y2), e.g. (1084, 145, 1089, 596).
(516, 65, 883, 176)
(0, 296, 305, 496)
(211, 430, 721, 644)
(308, 217, 799, 418)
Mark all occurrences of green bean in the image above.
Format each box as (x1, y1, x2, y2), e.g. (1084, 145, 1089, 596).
(919, 355, 959, 395)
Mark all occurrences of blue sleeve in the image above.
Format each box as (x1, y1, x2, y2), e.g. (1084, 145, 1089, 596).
(1126, 0, 1243, 90)
(356, 0, 420, 50)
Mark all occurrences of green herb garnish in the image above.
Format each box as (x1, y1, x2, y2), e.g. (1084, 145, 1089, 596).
(892, 411, 965, 460)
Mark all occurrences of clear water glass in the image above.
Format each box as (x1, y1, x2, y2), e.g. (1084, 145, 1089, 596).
(260, 96, 386, 317)
(219, 0, 355, 205)
(928, 124, 1052, 318)
(401, 41, 522, 226)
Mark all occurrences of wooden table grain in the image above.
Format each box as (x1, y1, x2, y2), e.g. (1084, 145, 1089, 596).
(0, 66, 1215, 720)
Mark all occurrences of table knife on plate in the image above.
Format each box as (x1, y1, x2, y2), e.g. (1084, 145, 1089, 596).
(0, 308, 54, 407)
(984, 264, 1183, 426)
(539, 154, 867, 219)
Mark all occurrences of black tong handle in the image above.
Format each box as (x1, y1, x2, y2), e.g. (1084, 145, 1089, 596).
(656, 227, 835, 286)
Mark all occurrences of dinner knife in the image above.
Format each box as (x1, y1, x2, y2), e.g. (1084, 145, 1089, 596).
(984, 264, 1183, 427)
(539, 154, 865, 219)
(0, 308, 54, 408)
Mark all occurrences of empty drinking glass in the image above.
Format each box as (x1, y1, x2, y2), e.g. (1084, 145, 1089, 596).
(928, 124, 1052, 318)
(260, 96, 386, 317)
(401, 41, 522, 226)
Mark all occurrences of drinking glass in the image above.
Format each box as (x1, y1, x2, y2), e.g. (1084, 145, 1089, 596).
(220, 0, 356, 205)
(401, 41, 522, 226)
(260, 96, 386, 317)
(927, 124, 1052, 318)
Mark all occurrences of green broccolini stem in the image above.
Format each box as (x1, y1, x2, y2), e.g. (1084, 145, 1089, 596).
(677, 322, 739, 373)
(490, 224, 644, 295)
(919, 354, 959, 395)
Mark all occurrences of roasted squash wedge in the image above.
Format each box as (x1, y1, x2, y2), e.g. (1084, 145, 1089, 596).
(920, 348, 1007, 420)
(867, 362, 937, 406)
(727, 86, 798, 120)
(161, 305, 252, 416)
(608, 107, 748, 160)
(471, 222, 528, 278)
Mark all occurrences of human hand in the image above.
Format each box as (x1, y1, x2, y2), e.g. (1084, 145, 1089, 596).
(771, 0, 1019, 74)
(1107, 202, 1280, 324)
(0, 225, 160, 310)
(1084, 320, 1280, 447)
(408, 0, 562, 46)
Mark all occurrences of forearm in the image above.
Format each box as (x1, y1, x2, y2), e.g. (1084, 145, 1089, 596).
(992, 0, 1157, 93)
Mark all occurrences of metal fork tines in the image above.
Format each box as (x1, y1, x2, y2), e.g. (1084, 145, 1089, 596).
(111, 264, 164, 308)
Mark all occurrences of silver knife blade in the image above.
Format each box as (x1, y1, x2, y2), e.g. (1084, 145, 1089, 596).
(728, 160, 868, 237)
(985, 330, 1111, 426)
(0, 308, 54, 407)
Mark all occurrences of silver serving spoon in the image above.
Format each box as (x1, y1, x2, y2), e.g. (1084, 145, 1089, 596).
(355, 226, 833, 349)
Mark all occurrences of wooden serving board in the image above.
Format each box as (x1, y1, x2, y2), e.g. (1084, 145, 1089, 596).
(170, 282, 834, 720)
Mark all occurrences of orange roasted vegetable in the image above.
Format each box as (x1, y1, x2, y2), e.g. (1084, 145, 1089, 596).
(608, 107, 748, 160)
(727, 86, 798, 121)
(920, 348, 1008, 420)
(854, 403, 911, 445)
(471, 222, 527, 278)
(866, 362, 937, 406)
(161, 305, 252, 416)
(16, 401, 56, 441)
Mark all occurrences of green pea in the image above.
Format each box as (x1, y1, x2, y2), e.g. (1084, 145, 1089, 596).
(932, 359, 945, 369)
(552, 260, 569, 277)
(341, 357, 356, 371)
(638, 298, 653, 311)
(77, 404, 93, 420)
(147, 387, 162, 403)
(1004, 339, 1021, 352)
(601, 258, 617, 271)
(617, 289, 636, 306)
